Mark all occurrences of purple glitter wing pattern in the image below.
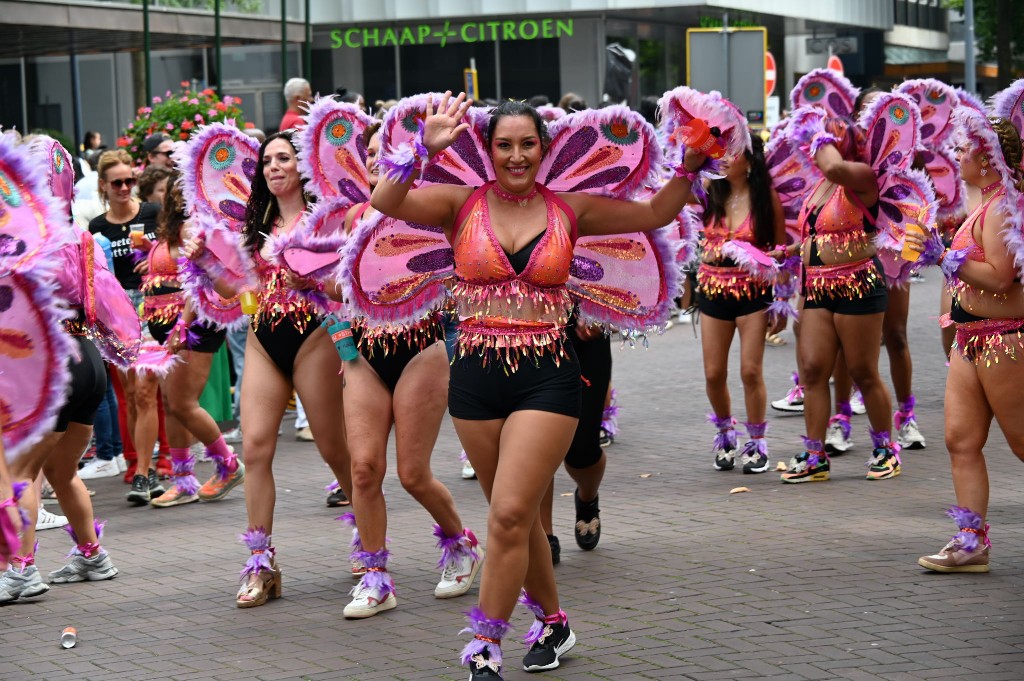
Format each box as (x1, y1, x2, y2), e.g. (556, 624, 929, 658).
(174, 122, 259, 230)
(765, 116, 822, 239)
(790, 69, 859, 118)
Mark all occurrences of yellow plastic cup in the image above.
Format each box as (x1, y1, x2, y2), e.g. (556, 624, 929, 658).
(901, 224, 925, 262)
(239, 290, 258, 315)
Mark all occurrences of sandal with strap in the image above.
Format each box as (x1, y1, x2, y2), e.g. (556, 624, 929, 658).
(235, 566, 282, 608)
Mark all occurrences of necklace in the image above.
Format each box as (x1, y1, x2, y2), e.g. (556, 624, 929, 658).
(980, 181, 1002, 198)
(492, 184, 538, 207)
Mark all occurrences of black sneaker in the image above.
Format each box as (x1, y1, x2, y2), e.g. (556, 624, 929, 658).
(713, 450, 735, 471)
(598, 428, 613, 447)
(547, 534, 560, 565)
(147, 468, 166, 497)
(573, 490, 600, 551)
(126, 474, 150, 505)
(468, 648, 503, 680)
(326, 487, 350, 507)
(522, 619, 576, 672)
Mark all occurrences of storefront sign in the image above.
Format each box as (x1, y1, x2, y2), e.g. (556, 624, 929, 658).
(331, 18, 573, 49)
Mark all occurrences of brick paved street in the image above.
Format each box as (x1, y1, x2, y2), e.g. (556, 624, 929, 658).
(4, 275, 1024, 681)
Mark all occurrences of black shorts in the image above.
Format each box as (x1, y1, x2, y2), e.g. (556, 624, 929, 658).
(149, 319, 226, 354)
(353, 324, 443, 394)
(564, 329, 611, 469)
(696, 289, 772, 321)
(55, 337, 106, 432)
(449, 342, 582, 421)
(803, 259, 889, 316)
(253, 317, 322, 378)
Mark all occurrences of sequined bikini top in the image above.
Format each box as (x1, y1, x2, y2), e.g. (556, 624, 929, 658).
(799, 180, 877, 250)
(950, 187, 1003, 263)
(142, 241, 180, 291)
(451, 181, 577, 287)
(703, 213, 753, 261)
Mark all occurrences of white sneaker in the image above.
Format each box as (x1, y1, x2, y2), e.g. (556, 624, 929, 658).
(850, 390, 866, 415)
(460, 450, 476, 480)
(435, 546, 484, 599)
(0, 566, 50, 602)
(223, 427, 243, 444)
(36, 507, 69, 530)
(898, 418, 927, 450)
(114, 454, 127, 473)
(678, 309, 693, 324)
(78, 457, 121, 480)
(824, 421, 854, 454)
(770, 386, 804, 413)
(343, 581, 397, 618)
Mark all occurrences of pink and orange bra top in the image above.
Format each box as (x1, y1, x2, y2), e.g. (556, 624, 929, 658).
(251, 216, 318, 331)
(142, 241, 180, 292)
(799, 180, 878, 252)
(949, 187, 1004, 264)
(451, 181, 577, 287)
(703, 213, 754, 261)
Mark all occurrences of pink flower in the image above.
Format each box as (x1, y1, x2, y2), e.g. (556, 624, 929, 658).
(194, 113, 204, 122)
(223, 95, 234, 106)
(166, 122, 174, 130)
(189, 98, 199, 105)
(165, 90, 172, 98)
(208, 108, 217, 118)
(152, 96, 162, 104)
(180, 80, 190, 88)
(128, 123, 134, 129)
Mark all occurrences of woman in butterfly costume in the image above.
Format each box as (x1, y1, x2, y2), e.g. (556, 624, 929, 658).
(369, 92, 694, 681)
(776, 90, 933, 484)
(1, 135, 141, 602)
(909, 85, 1024, 574)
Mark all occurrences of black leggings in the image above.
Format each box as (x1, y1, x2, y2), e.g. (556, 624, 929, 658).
(448, 342, 581, 420)
(564, 329, 611, 469)
(55, 336, 107, 432)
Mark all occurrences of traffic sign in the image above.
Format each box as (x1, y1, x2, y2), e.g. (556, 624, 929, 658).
(827, 54, 844, 75)
(765, 51, 777, 97)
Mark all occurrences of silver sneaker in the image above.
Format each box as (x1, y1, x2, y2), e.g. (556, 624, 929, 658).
(0, 566, 50, 602)
(824, 422, 854, 454)
(898, 418, 927, 450)
(47, 551, 119, 584)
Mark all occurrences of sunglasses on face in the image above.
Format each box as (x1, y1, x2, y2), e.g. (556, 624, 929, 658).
(108, 178, 137, 189)
(151, 150, 171, 157)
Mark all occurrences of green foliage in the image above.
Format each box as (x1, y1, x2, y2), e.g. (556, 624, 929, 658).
(118, 83, 246, 163)
(944, 0, 1024, 68)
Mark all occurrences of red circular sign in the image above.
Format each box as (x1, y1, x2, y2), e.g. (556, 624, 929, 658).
(765, 51, 777, 97)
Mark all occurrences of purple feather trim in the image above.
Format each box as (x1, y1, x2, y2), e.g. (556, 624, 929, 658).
(946, 506, 986, 551)
(175, 121, 258, 219)
(238, 527, 274, 578)
(940, 246, 972, 284)
(12, 480, 28, 501)
(809, 132, 840, 157)
(601, 402, 620, 437)
(787, 107, 827, 147)
(335, 511, 362, 552)
(518, 590, 545, 619)
(64, 519, 106, 555)
(740, 421, 768, 459)
(745, 421, 767, 438)
(767, 298, 798, 326)
(433, 525, 480, 570)
(790, 69, 859, 114)
(720, 240, 779, 282)
(378, 141, 421, 183)
(265, 201, 348, 313)
(801, 436, 825, 453)
(459, 608, 511, 666)
(170, 454, 200, 496)
(895, 394, 916, 429)
(707, 413, 737, 451)
(915, 230, 947, 269)
(828, 412, 852, 439)
(836, 400, 853, 418)
(350, 548, 394, 596)
(658, 87, 751, 161)
(869, 429, 892, 450)
(325, 479, 341, 493)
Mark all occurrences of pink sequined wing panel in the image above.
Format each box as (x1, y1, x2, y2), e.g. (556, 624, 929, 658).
(541, 106, 661, 199)
(0, 136, 72, 277)
(176, 123, 259, 230)
(382, 93, 493, 187)
(765, 117, 822, 239)
(790, 69, 858, 118)
(859, 93, 933, 241)
(297, 97, 374, 202)
(340, 211, 453, 328)
(920, 145, 965, 222)
(0, 271, 73, 459)
(568, 226, 679, 330)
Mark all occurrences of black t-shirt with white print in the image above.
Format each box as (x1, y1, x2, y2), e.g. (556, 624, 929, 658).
(88, 202, 160, 291)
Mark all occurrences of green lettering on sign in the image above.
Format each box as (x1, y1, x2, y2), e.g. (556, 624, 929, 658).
(332, 18, 573, 47)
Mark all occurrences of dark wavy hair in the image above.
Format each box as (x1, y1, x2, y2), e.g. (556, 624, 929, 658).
(703, 136, 776, 249)
(243, 130, 306, 252)
(486, 100, 551, 150)
(156, 171, 186, 246)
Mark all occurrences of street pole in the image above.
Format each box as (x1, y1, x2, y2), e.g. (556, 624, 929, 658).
(214, 0, 222, 93)
(722, 13, 730, 103)
(143, 0, 151, 103)
(964, 0, 976, 94)
(281, 0, 288, 106)
(304, 0, 311, 81)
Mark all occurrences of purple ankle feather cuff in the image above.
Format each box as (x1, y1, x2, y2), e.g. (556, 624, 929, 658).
(459, 607, 511, 667)
(171, 455, 200, 495)
(351, 548, 394, 596)
(801, 436, 824, 453)
(238, 527, 274, 579)
(894, 394, 916, 429)
(869, 429, 891, 449)
(707, 413, 737, 451)
(947, 506, 988, 551)
(433, 525, 480, 569)
(829, 413, 852, 439)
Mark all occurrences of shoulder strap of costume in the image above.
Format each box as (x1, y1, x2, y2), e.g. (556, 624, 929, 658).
(842, 187, 877, 227)
(450, 182, 494, 245)
(537, 184, 578, 244)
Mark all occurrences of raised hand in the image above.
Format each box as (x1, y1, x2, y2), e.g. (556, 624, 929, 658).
(422, 90, 474, 157)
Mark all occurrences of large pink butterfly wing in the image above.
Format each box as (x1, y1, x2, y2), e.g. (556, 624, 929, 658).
(343, 211, 453, 325)
(921, 145, 965, 221)
(298, 98, 373, 203)
(381, 93, 493, 187)
(896, 80, 958, 147)
(790, 70, 857, 118)
(862, 94, 926, 233)
(765, 118, 822, 238)
(181, 124, 259, 230)
(0, 272, 73, 458)
(0, 143, 70, 277)
(541, 107, 657, 199)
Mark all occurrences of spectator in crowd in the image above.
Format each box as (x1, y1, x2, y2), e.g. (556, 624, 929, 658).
(142, 134, 175, 169)
(280, 78, 312, 131)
